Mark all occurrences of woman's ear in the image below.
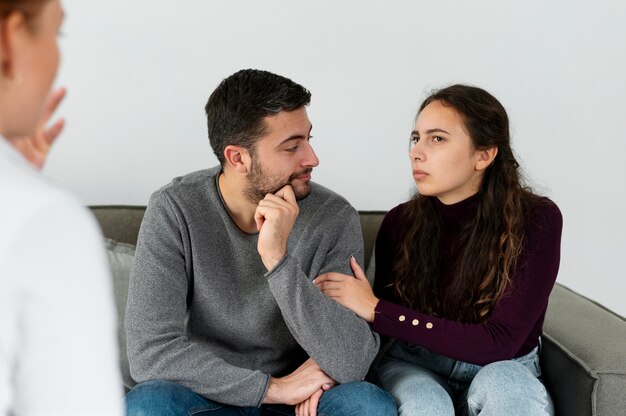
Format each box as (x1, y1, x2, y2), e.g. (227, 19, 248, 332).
(0, 11, 26, 79)
(223, 145, 251, 174)
(475, 146, 498, 171)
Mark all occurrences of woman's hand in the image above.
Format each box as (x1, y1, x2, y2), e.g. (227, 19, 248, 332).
(314, 256, 379, 322)
(9, 87, 66, 169)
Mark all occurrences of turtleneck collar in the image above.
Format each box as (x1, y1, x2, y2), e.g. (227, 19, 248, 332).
(433, 192, 480, 229)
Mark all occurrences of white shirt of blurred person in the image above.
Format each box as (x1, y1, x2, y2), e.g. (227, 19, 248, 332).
(0, 1, 123, 415)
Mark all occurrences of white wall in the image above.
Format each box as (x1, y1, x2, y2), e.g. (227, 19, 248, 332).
(50, 0, 626, 315)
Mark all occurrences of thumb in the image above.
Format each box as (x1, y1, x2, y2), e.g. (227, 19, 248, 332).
(350, 256, 367, 281)
(254, 207, 265, 231)
(280, 184, 297, 205)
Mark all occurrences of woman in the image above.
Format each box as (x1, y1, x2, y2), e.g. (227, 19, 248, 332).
(315, 85, 562, 415)
(0, 1, 122, 414)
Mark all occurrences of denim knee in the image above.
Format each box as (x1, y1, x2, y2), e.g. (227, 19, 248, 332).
(126, 380, 223, 416)
(374, 357, 454, 416)
(318, 381, 397, 416)
(466, 361, 552, 416)
(396, 385, 454, 416)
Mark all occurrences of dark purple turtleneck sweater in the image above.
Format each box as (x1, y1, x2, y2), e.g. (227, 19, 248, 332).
(372, 195, 562, 366)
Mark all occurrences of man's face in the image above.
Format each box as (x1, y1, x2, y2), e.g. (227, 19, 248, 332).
(244, 107, 319, 203)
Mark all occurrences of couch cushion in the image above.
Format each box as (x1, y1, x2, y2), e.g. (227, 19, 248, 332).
(542, 284, 626, 416)
(104, 238, 136, 390)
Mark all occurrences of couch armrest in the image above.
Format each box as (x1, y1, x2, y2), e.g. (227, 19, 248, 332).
(541, 283, 626, 416)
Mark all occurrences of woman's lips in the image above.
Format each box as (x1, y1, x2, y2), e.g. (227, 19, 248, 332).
(413, 169, 428, 180)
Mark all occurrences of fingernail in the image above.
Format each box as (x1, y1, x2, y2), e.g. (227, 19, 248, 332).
(312, 278, 316, 284)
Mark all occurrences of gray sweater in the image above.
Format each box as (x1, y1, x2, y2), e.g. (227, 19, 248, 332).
(125, 166, 380, 407)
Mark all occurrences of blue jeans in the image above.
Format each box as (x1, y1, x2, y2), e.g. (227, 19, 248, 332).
(371, 340, 553, 416)
(126, 379, 397, 416)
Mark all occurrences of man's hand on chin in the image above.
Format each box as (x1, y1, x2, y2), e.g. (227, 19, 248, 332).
(254, 184, 300, 271)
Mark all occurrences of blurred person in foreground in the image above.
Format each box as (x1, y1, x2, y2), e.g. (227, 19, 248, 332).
(0, 0, 123, 414)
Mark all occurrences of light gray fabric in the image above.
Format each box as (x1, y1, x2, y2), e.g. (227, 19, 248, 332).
(125, 167, 380, 407)
(104, 238, 136, 391)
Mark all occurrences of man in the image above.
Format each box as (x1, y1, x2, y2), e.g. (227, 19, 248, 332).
(125, 69, 396, 415)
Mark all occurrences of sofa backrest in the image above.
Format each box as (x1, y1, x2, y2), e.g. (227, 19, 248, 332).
(91, 205, 386, 272)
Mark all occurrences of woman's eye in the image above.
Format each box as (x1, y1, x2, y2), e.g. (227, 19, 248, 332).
(286, 146, 298, 153)
(433, 136, 444, 142)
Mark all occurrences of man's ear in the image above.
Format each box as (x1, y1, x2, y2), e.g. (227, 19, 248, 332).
(0, 11, 26, 79)
(223, 145, 251, 173)
(475, 146, 498, 171)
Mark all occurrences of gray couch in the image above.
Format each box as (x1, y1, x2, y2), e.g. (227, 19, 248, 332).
(92, 205, 626, 416)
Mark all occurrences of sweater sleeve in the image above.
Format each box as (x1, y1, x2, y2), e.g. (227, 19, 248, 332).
(125, 190, 269, 407)
(265, 204, 380, 383)
(372, 200, 563, 366)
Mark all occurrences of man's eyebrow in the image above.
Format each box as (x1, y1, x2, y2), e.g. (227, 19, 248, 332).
(278, 124, 313, 146)
(411, 128, 451, 136)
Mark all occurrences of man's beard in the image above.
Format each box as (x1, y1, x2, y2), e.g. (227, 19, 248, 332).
(244, 158, 313, 204)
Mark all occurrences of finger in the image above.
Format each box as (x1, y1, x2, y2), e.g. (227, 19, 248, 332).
(313, 273, 346, 285)
(281, 184, 297, 205)
(42, 87, 66, 122)
(257, 196, 288, 209)
(273, 184, 292, 199)
(44, 118, 65, 145)
(316, 280, 343, 291)
(319, 288, 343, 299)
(260, 192, 296, 209)
(254, 206, 265, 231)
(350, 256, 368, 281)
(300, 399, 309, 416)
(311, 389, 324, 416)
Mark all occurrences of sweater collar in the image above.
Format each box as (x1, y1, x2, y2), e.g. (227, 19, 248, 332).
(433, 193, 480, 229)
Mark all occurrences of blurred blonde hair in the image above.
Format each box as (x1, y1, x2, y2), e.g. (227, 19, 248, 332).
(0, 0, 50, 30)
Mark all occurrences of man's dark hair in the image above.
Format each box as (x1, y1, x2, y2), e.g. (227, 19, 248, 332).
(205, 69, 311, 165)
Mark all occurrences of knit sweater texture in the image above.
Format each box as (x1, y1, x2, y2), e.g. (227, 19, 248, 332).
(372, 194, 562, 366)
(125, 166, 380, 407)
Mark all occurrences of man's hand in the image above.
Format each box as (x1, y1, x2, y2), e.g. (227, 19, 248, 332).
(8, 87, 66, 170)
(295, 384, 333, 416)
(263, 358, 334, 406)
(314, 256, 379, 323)
(254, 184, 299, 271)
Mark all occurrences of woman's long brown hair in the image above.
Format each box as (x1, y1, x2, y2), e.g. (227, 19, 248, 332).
(393, 85, 537, 323)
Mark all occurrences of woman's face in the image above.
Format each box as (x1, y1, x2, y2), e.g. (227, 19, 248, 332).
(409, 100, 488, 205)
(1, 0, 64, 137)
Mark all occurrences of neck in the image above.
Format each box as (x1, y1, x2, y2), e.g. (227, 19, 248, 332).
(218, 169, 258, 234)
